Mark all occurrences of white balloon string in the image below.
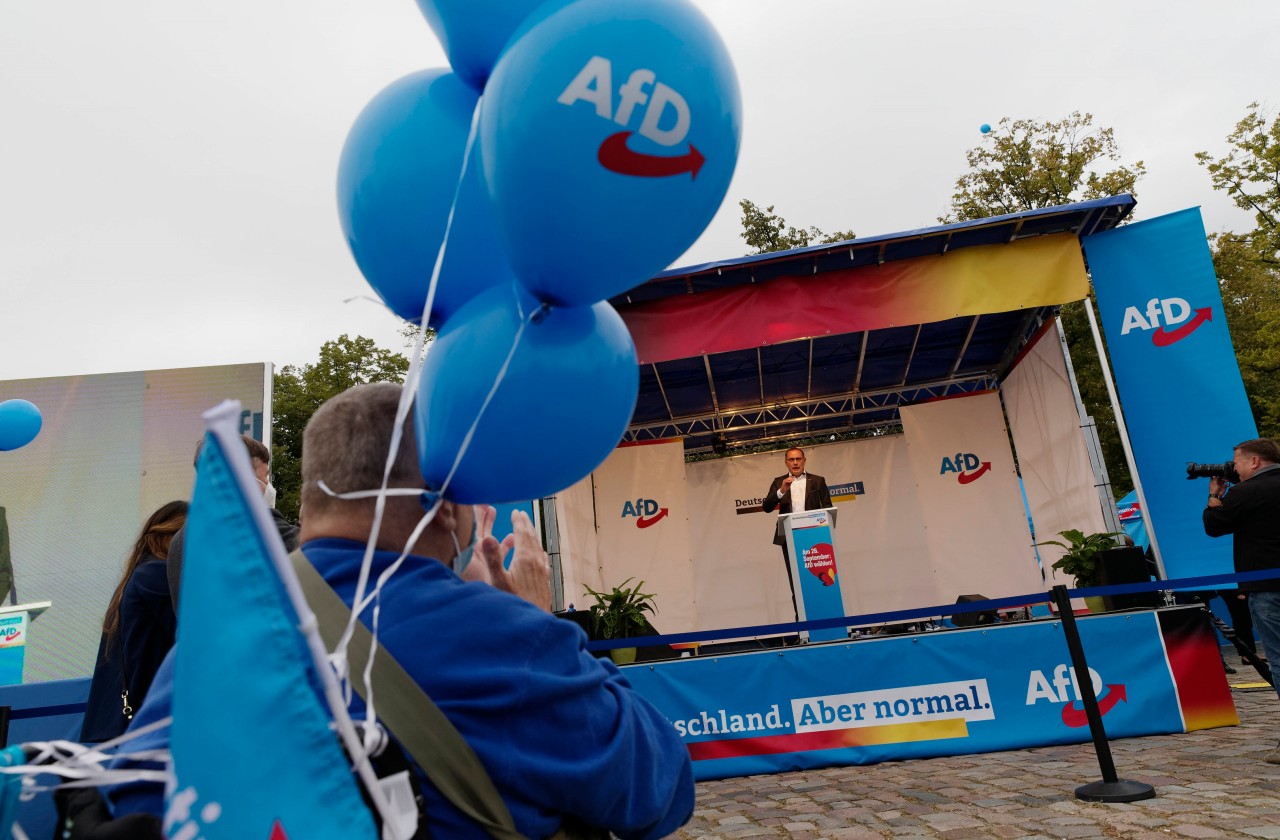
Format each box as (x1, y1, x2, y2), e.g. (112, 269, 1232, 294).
(435, 283, 535, 499)
(324, 96, 482, 748)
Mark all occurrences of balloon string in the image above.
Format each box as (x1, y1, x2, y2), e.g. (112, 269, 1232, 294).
(328, 95, 483, 726)
(435, 282, 532, 500)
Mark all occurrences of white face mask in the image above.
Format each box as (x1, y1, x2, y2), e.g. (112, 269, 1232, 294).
(257, 478, 277, 510)
(450, 513, 478, 574)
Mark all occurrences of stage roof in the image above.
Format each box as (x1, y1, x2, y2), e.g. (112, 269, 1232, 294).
(611, 195, 1136, 455)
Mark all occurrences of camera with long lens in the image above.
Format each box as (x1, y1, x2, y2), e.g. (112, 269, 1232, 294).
(1186, 461, 1240, 483)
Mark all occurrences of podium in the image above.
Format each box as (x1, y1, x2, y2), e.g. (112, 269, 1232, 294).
(0, 602, 51, 686)
(780, 508, 846, 642)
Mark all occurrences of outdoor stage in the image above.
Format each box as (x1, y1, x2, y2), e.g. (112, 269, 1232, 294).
(620, 605, 1237, 781)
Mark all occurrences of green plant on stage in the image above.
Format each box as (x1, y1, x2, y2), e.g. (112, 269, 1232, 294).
(1035, 529, 1125, 588)
(583, 578, 658, 640)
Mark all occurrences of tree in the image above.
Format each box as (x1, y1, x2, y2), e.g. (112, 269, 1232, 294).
(271, 335, 410, 520)
(739, 199, 854, 255)
(942, 112, 1146, 224)
(942, 113, 1148, 494)
(1196, 102, 1280, 265)
(1197, 103, 1280, 437)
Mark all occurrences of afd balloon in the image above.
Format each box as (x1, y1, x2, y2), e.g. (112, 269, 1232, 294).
(480, 0, 742, 306)
(338, 69, 514, 328)
(413, 0, 565, 91)
(0, 399, 42, 452)
(416, 283, 639, 503)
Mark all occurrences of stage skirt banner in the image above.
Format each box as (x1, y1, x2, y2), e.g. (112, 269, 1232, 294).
(621, 233, 1089, 364)
(1083, 208, 1257, 581)
(579, 439, 696, 635)
(624, 607, 1236, 781)
(899, 392, 1043, 600)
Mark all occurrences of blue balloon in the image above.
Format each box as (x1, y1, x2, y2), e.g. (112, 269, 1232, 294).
(416, 282, 638, 503)
(338, 69, 514, 329)
(414, 0, 563, 91)
(980, 123, 992, 134)
(0, 399, 42, 452)
(480, 0, 742, 306)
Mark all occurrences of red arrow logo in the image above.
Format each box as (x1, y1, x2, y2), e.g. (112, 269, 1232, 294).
(1060, 683, 1127, 727)
(269, 821, 289, 840)
(1151, 307, 1212, 347)
(597, 131, 705, 179)
(636, 508, 669, 528)
(957, 462, 991, 484)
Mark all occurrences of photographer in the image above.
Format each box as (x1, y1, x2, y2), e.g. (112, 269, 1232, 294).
(1203, 438, 1280, 763)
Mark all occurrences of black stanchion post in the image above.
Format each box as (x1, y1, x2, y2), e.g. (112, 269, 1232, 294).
(1050, 584, 1155, 802)
(0, 704, 9, 748)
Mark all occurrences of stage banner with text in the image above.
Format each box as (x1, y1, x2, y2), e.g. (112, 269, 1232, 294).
(623, 607, 1235, 781)
(1083, 209, 1257, 581)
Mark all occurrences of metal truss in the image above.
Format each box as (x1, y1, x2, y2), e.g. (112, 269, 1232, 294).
(625, 373, 999, 447)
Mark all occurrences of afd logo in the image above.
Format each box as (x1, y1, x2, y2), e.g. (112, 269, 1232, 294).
(558, 56, 704, 179)
(1026, 664, 1128, 728)
(0, 627, 21, 646)
(1120, 297, 1213, 346)
(939, 452, 991, 484)
(621, 498, 669, 529)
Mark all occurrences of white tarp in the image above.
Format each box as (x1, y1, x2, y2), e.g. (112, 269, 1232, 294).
(899, 391, 1044, 600)
(1002, 321, 1109, 577)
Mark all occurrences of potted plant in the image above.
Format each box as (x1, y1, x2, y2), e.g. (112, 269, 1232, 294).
(583, 578, 658, 665)
(1035, 529, 1124, 612)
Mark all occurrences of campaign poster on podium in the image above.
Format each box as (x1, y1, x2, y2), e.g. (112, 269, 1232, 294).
(786, 509, 846, 642)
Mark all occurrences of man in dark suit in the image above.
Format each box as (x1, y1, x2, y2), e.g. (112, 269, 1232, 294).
(762, 447, 832, 618)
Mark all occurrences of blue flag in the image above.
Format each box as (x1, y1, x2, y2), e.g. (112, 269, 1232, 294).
(166, 402, 377, 840)
(1083, 208, 1257, 582)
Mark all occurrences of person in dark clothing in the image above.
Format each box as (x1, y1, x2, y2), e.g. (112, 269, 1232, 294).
(167, 435, 298, 611)
(80, 500, 187, 743)
(761, 447, 833, 620)
(1203, 437, 1280, 763)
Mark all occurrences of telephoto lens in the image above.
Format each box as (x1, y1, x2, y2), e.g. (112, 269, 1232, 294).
(1185, 462, 1241, 483)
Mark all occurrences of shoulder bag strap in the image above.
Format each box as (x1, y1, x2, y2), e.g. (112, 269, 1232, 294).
(289, 550, 526, 840)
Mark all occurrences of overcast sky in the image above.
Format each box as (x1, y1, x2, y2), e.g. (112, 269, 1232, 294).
(2, 1, 1276, 383)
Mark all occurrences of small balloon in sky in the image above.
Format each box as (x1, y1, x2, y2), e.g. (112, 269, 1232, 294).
(980, 123, 992, 135)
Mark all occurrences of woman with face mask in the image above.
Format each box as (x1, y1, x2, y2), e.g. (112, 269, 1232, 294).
(81, 500, 188, 743)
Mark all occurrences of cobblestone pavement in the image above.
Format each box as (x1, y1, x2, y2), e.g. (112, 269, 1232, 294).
(676, 685, 1280, 839)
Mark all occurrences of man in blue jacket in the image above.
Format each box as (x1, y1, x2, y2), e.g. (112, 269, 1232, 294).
(108, 383, 694, 839)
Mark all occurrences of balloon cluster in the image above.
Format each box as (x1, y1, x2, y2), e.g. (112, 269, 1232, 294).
(338, 0, 742, 503)
(0, 399, 42, 452)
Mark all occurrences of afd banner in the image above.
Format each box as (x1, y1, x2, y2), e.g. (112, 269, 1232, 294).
(899, 392, 1042, 600)
(585, 439, 696, 635)
(1084, 209, 1257, 581)
(624, 607, 1236, 781)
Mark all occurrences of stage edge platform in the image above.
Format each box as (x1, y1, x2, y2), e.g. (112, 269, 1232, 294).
(621, 605, 1236, 781)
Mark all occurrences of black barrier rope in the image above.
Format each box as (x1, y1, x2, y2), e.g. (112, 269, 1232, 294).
(584, 567, 1280, 651)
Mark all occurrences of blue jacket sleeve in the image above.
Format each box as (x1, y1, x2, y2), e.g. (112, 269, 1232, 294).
(493, 615, 695, 840)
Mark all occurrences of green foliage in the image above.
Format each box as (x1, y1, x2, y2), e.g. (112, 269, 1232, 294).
(942, 112, 1146, 223)
(1197, 103, 1280, 437)
(1035, 529, 1124, 588)
(582, 577, 658, 640)
(1057, 299, 1131, 493)
(1196, 102, 1280, 265)
(271, 334, 410, 520)
(739, 199, 854, 255)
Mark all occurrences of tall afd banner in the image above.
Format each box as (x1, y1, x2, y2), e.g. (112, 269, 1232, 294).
(1084, 209, 1257, 581)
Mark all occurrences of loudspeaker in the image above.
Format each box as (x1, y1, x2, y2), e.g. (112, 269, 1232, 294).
(1095, 547, 1159, 611)
(952, 594, 997, 628)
